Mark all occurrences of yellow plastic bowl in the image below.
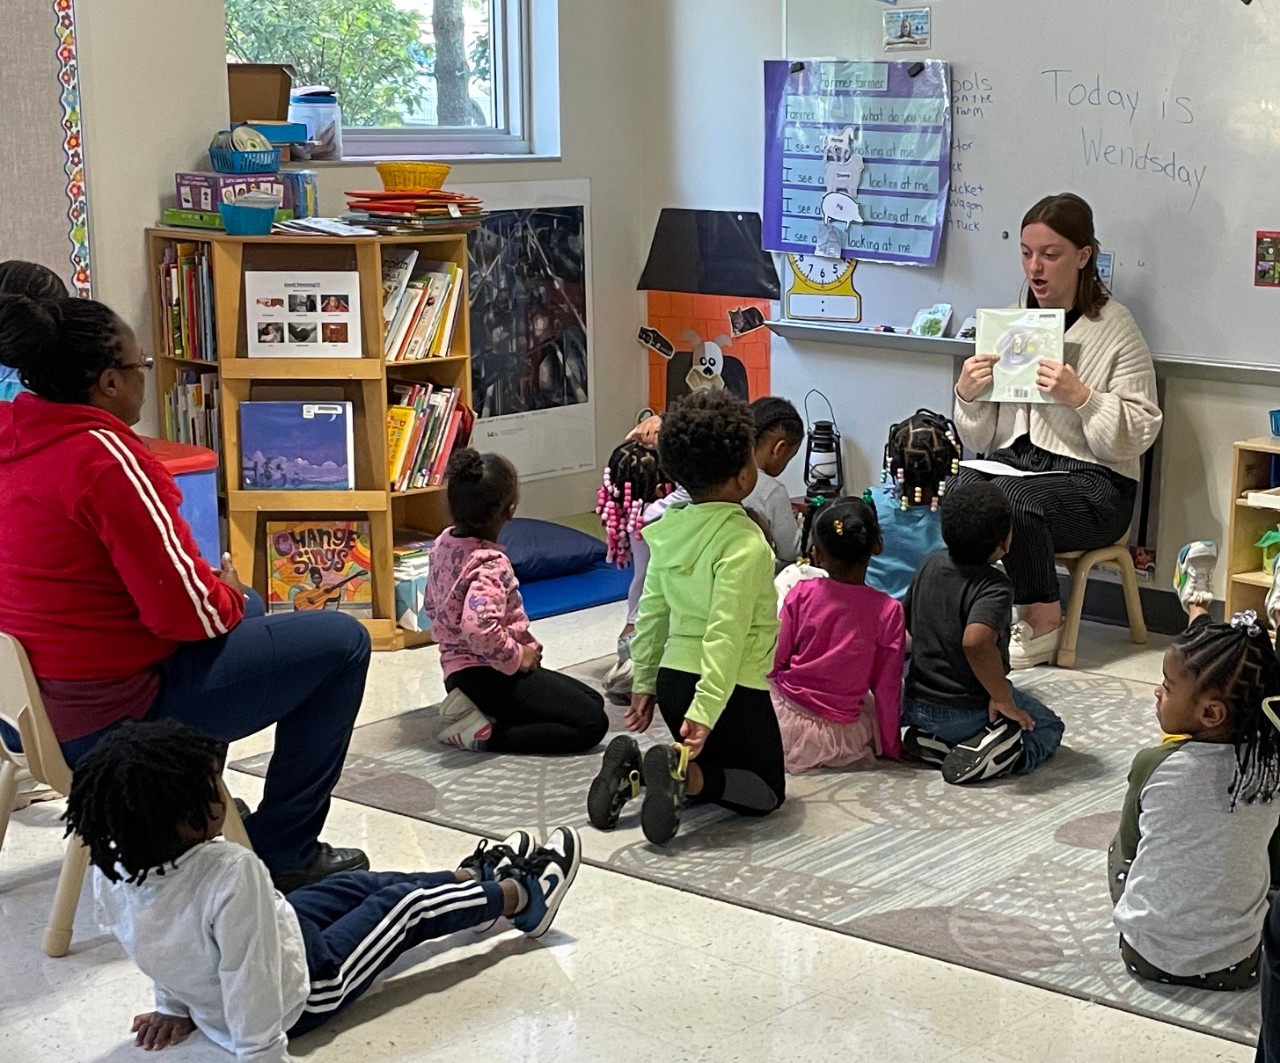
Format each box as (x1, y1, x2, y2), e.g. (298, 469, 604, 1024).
(375, 161, 452, 191)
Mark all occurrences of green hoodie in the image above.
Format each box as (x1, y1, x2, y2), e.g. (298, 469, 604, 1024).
(631, 500, 779, 729)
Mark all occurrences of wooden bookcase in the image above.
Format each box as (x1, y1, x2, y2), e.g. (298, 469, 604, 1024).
(146, 228, 472, 651)
(1226, 436, 1280, 619)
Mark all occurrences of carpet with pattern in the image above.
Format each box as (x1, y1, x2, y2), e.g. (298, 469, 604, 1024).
(233, 661, 1261, 1045)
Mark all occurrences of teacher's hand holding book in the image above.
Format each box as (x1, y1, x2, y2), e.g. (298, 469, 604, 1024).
(956, 354, 998, 402)
(1035, 360, 1091, 408)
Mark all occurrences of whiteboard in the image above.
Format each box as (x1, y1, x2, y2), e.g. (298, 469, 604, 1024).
(782, 0, 1280, 366)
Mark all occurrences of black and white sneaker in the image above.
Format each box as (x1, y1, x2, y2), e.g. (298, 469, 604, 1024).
(587, 735, 643, 830)
(503, 826, 582, 939)
(940, 719, 1025, 785)
(640, 744, 688, 845)
(901, 726, 952, 766)
(458, 830, 536, 932)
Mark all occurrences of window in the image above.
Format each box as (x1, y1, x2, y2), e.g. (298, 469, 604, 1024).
(224, 0, 535, 157)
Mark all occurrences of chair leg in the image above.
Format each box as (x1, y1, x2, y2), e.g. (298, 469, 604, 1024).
(1057, 560, 1091, 669)
(0, 759, 18, 856)
(1116, 557, 1149, 646)
(43, 835, 90, 958)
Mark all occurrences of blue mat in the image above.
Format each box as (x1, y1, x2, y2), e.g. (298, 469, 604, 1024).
(519, 560, 632, 620)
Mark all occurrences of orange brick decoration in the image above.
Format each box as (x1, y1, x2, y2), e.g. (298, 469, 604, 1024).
(645, 293, 773, 412)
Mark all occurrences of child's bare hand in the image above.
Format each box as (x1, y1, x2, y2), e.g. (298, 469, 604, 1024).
(131, 1012, 195, 1051)
(625, 693, 655, 732)
(519, 643, 542, 672)
(989, 697, 1035, 730)
(680, 719, 711, 758)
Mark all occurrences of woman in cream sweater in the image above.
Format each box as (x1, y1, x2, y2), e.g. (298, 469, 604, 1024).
(952, 193, 1162, 668)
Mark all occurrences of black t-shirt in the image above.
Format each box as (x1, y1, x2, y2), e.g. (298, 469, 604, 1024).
(904, 550, 1013, 709)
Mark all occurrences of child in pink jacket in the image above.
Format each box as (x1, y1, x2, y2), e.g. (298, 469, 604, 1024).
(425, 449, 608, 754)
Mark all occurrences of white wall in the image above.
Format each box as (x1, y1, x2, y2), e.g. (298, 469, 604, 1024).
(75, 0, 646, 520)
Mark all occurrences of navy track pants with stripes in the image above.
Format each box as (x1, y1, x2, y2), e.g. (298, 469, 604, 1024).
(287, 870, 505, 1037)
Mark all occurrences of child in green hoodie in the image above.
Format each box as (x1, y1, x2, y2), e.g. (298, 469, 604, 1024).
(585, 390, 785, 845)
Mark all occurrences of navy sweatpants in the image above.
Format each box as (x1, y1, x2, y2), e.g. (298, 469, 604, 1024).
(61, 591, 370, 876)
(287, 870, 504, 1037)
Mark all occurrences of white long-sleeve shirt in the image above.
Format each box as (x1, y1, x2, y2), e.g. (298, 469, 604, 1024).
(95, 840, 309, 1063)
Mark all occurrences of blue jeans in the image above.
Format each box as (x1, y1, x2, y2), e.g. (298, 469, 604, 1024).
(901, 687, 1064, 772)
(287, 870, 504, 1037)
(59, 590, 371, 875)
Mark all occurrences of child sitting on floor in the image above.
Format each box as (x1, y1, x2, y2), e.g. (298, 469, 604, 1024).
(901, 480, 1065, 783)
(1109, 607, 1280, 991)
(865, 408, 958, 600)
(425, 448, 608, 754)
(770, 496, 905, 772)
(742, 396, 805, 571)
(586, 390, 785, 843)
(65, 720, 581, 1061)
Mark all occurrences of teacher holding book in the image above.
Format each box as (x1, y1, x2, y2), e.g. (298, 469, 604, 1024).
(951, 193, 1162, 668)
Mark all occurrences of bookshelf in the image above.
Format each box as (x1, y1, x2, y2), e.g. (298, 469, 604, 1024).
(146, 228, 473, 651)
(1226, 436, 1280, 620)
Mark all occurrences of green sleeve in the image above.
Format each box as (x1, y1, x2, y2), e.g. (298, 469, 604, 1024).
(686, 530, 775, 730)
(1119, 741, 1187, 862)
(630, 562, 669, 696)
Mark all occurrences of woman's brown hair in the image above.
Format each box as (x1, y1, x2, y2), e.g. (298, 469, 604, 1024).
(1021, 193, 1110, 319)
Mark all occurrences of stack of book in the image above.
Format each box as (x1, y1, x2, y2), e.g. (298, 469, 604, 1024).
(386, 382, 474, 492)
(393, 530, 434, 634)
(158, 242, 217, 361)
(164, 371, 220, 451)
(346, 188, 484, 234)
(381, 250, 464, 361)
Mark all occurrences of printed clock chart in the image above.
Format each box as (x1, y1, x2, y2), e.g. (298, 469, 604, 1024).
(763, 59, 951, 267)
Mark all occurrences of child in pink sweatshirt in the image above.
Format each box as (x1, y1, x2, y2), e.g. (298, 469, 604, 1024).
(425, 449, 608, 754)
(769, 495, 905, 772)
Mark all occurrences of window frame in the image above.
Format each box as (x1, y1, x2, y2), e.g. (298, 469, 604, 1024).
(340, 0, 532, 160)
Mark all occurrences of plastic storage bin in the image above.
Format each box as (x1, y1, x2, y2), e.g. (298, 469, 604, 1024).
(289, 90, 344, 159)
(143, 438, 221, 562)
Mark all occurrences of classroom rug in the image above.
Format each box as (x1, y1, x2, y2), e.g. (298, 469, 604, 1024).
(232, 660, 1261, 1046)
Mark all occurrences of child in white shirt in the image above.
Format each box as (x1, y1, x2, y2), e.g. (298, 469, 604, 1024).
(66, 720, 580, 1062)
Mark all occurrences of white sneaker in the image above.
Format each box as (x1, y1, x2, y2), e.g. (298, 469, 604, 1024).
(1173, 540, 1217, 613)
(437, 690, 494, 752)
(1009, 621, 1061, 669)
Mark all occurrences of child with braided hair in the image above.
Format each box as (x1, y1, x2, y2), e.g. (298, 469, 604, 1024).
(770, 496, 905, 772)
(1110, 612, 1280, 991)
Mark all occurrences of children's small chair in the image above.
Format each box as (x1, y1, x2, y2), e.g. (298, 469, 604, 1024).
(0, 632, 251, 957)
(1055, 537, 1148, 669)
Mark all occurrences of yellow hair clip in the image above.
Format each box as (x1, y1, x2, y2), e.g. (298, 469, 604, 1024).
(833, 519, 844, 536)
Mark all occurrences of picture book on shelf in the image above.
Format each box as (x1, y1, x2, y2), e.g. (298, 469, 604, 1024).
(245, 271, 362, 358)
(239, 401, 355, 490)
(385, 382, 472, 490)
(382, 259, 460, 361)
(975, 308, 1064, 404)
(265, 520, 373, 616)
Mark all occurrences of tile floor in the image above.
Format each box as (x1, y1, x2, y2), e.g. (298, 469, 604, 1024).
(0, 608, 1259, 1062)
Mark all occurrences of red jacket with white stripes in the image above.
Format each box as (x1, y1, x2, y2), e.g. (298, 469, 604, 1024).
(0, 393, 243, 694)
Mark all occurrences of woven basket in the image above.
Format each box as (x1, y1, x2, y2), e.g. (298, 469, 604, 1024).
(375, 161, 451, 191)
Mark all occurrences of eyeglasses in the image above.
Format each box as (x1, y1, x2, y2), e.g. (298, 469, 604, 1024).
(115, 356, 155, 372)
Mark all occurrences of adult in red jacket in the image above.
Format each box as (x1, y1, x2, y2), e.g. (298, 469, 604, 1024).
(0, 293, 370, 891)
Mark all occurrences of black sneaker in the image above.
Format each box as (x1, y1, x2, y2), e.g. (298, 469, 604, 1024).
(940, 719, 1025, 785)
(641, 744, 688, 845)
(457, 830, 535, 882)
(501, 826, 582, 938)
(587, 735, 643, 830)
(902, 726, 952, 766)
(272, 842, 370, 893)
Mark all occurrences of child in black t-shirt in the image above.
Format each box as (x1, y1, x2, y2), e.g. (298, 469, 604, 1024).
(901, 481, 1065, 784)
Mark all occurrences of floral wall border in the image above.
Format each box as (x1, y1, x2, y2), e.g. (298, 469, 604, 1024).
(53, 0, 91, 297)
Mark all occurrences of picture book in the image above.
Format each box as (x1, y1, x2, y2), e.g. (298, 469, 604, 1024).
(245, 271, 361, 358)
(381, 248, 418, 321)
(975, 308, 1065, 404)
(265, 520, 373, 616)
(239, 401, 355, 490)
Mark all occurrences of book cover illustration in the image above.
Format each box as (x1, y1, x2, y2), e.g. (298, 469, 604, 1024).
(976, 308, 1065, 404)
(266, 521, 373, 616)
(245, 270, 361, 358)
(239, 401, 355, 490)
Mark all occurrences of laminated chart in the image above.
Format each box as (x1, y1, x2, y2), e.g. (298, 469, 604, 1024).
(763, 59, 951, 267)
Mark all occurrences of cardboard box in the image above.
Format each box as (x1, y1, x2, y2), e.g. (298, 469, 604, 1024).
(228, 63, 295, 124)
(175, 172, 286, 213)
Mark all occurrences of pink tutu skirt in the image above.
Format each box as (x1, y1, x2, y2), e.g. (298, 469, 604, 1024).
(771, 686, 879, 774)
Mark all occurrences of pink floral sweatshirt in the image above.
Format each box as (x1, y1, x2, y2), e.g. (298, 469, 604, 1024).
(424, 527, 540, 677)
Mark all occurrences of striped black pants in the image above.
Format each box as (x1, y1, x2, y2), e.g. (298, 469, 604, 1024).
(949, 436, 1137, 605)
